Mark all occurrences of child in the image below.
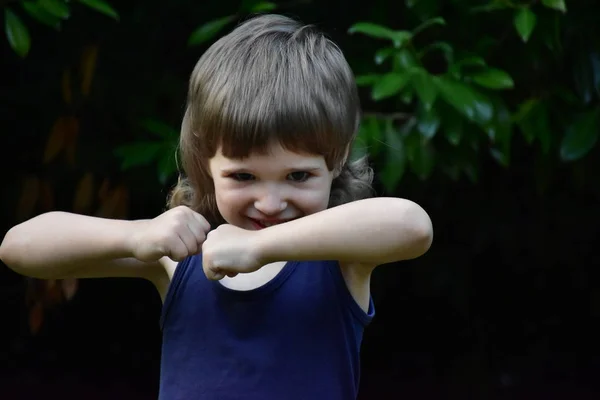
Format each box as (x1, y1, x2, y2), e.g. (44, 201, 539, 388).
(0, 14, 433, 400)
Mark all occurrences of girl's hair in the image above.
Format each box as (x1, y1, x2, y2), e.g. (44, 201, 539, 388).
(168, 14, 373, 225)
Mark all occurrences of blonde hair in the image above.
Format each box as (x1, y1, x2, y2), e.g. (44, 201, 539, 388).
(168, 14, 373, 225)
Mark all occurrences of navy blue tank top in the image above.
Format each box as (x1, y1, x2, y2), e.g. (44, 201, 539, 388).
(158, 255, 374, 400)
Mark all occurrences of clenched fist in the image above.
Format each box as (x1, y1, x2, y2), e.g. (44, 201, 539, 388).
(130, 206, 211, 262)
(201, 224, 265, 280)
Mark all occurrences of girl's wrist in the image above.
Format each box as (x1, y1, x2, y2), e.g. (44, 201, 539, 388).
(119, 219, 150, 259)
(252, 227, 283, 265)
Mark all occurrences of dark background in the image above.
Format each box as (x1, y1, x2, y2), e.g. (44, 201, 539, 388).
(1, 0, 599, 398)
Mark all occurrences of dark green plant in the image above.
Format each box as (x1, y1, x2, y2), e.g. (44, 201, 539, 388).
(347, 0, 598, 193)
(3, 0, 119, 57)
(113, 0, 281, 184)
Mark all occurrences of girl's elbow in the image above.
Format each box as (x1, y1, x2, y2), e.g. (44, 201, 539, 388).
(0, 227, 35, 276)
(401, 202, 434, 259)
(414, 220, 433, 257)
(0, 230, 22, 272)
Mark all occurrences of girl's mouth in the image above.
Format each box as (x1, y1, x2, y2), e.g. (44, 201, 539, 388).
(249, 218, 291, 230)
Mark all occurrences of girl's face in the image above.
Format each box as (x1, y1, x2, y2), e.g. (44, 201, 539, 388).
(208, 142, 335, 230)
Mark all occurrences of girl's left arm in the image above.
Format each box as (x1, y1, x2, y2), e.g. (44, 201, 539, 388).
(255, 197, 433, 268)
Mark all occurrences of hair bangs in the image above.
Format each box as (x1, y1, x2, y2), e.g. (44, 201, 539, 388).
(217, 94, 348, 166)
(170, 14, 372, 222)
(197, 38, 357, 167)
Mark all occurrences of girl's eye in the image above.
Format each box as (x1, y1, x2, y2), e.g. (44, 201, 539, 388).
(230, 173, 255, 181)
(287, 171, 311, 182)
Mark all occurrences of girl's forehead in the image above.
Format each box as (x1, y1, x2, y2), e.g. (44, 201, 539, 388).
(218, 142, 325, 161)
(210, 144, 327, 170)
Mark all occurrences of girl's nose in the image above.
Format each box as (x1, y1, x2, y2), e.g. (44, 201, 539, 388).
(254, 190, 287, 216)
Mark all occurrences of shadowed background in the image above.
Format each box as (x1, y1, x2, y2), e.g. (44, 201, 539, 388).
(1, 0, 599, 398)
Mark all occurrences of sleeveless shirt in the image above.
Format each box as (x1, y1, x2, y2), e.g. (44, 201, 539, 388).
(159, 255, 375, 400)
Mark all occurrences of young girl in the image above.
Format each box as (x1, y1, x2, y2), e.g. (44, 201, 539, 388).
(0, 14, 433, 400)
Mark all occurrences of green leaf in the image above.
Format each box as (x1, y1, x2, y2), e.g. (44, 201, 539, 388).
(489, 148, 507, 167)
(348, 22, 395, 39)
(470, 68, 514, 90)
(463, 163, 479, 183)
(351, 140, 369, 161)
(372, 72, 410, 101)
(553, 87, 579, 105)
(38, 0, 70, 19)
(394, 49, 418, 70)
(453, 56, 486, 68)
(410, 68, 438, 110)
(435, 77, 493, 125)
(188, 15, 235, 46)
(417, 105, 440, 140)
(21, 1, 61, 29)
(405, 130, 435, 180)
(400, 87, 414, 105)
(240, 0, 276, 12)
(560, 108, 600, 162)
(405, 0, 441, 20)
(375, 47, 395, 65)
(448, 55, 486, 78)
(512, 99, 538, 143)
(442, 109, 464, 146)
(348, 22, 412, 48)
(157, 145, 178, 185)
(514, 8, 536, 43)
(250, 2, 276, 12)
(352, 123, 370, 160)
(379, 120, 406, 191)
(5, 9, 31, 58)
(77, 0, 119, 20)
(485, 96, 512, 166)
(390, 32, 413, 49)
(418, 41, 454, 64)
(114, 142, 163, 170)
(140, 119, 178, 139)
(573, 47, 595, 105)
(355, 74, 380, 87)
(410, 141, 436, 180)
(513, 99, 551, 153)
(470, 1, 509, 13)
(541, 0, 566, 12)
(356, 116, 384, 157)
(412, 16, 445, 36)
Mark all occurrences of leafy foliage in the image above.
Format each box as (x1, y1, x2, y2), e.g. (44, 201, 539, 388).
(187, 0, 277, 46)
(113, 119, 179, 185)
(349, 0, 600, 192)
(3, 0, 118, 57)
(7, 0, 598, 194)
(1, 0, 600, 393)
(107, 0, 600, 193)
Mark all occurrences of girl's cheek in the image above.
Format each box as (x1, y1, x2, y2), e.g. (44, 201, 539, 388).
(296, 190, 330, 211)
(218, 187, 252, 205)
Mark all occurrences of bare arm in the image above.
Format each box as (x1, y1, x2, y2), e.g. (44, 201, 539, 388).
(0, 212, 162, 281)
(255, 197, 433, 267)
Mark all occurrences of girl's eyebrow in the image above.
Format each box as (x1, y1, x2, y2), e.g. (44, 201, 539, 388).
(219, 165, 323, 174)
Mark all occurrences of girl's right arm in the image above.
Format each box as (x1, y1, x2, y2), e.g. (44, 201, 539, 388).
(0, 207, 210, 294)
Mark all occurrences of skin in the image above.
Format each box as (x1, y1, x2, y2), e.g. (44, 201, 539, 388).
(0, 143, 433, 310)
(210, 143, 334, 231)
(198, 142, 433, 311)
